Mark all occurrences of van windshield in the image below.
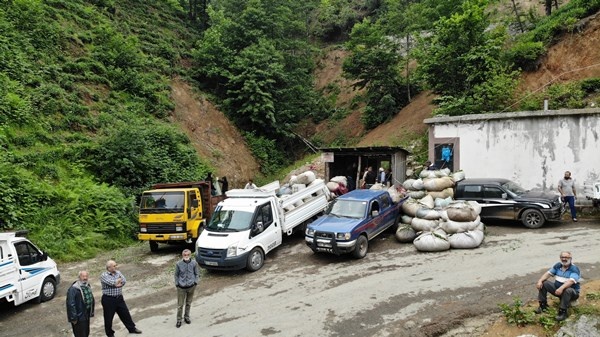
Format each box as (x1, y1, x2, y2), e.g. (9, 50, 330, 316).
(139, 192, 185, 213)
(207, 208, 254, 232)
(501, 181, 527, 196)
(327, 199, 366, 219)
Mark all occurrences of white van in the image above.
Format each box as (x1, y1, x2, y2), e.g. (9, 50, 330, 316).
(0, 231, 61, 306)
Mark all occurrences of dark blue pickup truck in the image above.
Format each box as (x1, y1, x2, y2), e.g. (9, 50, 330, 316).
(305, 189, 406, 259)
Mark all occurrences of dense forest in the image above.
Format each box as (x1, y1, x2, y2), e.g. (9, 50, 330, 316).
(1, 0, 599, 260)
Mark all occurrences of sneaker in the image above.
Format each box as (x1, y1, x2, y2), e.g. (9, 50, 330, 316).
(573, 218, 578, 222)
(535, 302, 548, 314)
(176, 321, 182, 328)
(555, 309, 568, 321)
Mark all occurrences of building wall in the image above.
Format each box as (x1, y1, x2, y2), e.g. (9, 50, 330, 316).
(425, 109, 600, 198)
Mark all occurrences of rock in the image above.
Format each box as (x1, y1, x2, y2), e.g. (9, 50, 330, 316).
(554, 315, 600, 337)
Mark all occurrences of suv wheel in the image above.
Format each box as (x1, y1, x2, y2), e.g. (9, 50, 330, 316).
(521, 209, 545, 229)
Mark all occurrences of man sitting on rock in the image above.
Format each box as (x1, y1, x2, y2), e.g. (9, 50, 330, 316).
(535, 251, 581, 321)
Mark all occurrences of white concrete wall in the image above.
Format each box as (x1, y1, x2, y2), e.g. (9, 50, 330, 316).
(425, 109, 600, 198)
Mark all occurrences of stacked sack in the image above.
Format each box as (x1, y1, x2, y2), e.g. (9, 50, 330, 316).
(440, 201, 484, 249)
(395, 169, 485, 252)
(326, 176, 349, 197)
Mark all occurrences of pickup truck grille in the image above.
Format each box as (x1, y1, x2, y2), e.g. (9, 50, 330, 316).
(315, 232, 334, 239)
(145, 223, 186, 233)
(197, 248, 227, 259)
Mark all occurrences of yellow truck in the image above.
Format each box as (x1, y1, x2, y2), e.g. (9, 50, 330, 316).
(137, 181, 225, 252)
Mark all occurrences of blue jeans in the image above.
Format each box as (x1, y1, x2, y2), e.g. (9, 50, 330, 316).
(564, 196, 576, 219)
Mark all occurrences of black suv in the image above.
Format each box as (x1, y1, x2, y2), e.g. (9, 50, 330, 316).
(454, 178, 562, 228)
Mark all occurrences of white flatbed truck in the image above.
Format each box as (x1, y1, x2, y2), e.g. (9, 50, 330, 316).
(196, 179, 331, 271)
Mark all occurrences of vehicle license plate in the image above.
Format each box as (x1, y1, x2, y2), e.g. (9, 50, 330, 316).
(205, 261, 218, 266)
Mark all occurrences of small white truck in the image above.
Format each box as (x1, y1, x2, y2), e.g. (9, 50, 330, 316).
(0, 231, 60, 306)
(196, 179, 331, 272)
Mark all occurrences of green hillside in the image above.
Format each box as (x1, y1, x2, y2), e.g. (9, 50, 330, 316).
(1, 0, 599, 260)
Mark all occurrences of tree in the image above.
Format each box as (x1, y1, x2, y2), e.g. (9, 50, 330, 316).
(343, 19, 410, 129)
(415, 0, 517, 115)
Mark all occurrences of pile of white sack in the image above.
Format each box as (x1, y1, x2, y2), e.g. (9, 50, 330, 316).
(326, 176, 349, 197)
(395, 169, 485, 252)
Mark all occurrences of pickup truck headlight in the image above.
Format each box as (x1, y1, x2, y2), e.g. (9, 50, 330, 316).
(226, 243, 238, 257)
(336, 232, 351, 240)
(306, 228, 315, 236)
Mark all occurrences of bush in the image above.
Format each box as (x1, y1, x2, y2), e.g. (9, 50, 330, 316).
(87, 122, 209, 196)
(506, 40, 545, 71)
(499, 297, 535, 327)
(243, 131, 288, 176)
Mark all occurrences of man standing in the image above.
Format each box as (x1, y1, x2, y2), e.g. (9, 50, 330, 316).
(66, 270, 95, 337)
(174, 249, 200, 328)
(377, 167, 385, 184)
(100, 260, 142, 336)
(363, 166, 376, 188)
(245, 179, 257, 189)
(535, 251, 581, 321)
(558, 171, 577, 221)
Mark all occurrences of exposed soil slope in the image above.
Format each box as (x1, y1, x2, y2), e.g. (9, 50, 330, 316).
(517, 13, 600, 102)
(169, 78, 260, 188)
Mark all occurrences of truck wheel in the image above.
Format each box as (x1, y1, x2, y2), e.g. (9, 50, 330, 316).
(36, 277, 56, 303)
(246, 247, 264, 272)
(521, 209, 545, 229)
(149, 241, 159, 252)
(352, 235, 368, 259)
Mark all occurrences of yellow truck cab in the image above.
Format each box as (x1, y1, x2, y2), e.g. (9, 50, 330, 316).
(138, 181, 225, 252)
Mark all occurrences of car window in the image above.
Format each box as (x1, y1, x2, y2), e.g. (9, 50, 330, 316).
(484, 187, 504, 198)
(380, 194, 391, 209)
(14, 241, 40, 266)
(462, 185, 482, 198)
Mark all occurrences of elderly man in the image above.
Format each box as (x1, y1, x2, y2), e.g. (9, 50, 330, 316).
(535, 251, 581, 321)
(174, 249, 200, 328)
(66, 270, 95, 337)
(100, 260, 142, 336)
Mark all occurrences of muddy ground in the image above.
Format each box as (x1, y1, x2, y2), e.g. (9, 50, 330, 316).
(1, 218, 599, 337)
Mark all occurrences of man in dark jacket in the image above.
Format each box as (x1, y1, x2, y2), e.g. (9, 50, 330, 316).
(174, 249, 200, 328)
(66, 270, 95, 337)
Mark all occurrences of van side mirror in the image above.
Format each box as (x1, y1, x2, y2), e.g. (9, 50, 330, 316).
(41, 252, 48, 261)
(371, 210, 379, 217)
(252, 222, 264, 234)
(192, 199, 199, 208)
(501, 193, 508, 199)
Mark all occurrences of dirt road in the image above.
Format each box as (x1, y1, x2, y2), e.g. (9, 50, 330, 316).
(1, 220, 599, 337)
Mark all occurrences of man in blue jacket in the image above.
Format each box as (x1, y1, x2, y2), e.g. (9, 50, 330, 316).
(174, 249, 200, 328)
(535, 251, 581, 321)
(66, 270, 95, 337)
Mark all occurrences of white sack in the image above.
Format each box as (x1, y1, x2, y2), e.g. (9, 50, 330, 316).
(423, 176, 454, 192)
(434, 197, 453, 209)
(448, 230, 485, 249)
(400, 214, 413, 225)
(298, 171, 316, 185)
(326, 181, 340, 192)
(413, 231, 451, 252)
(412, 179, 425, 191)
(418, 194, 435, 209)
(401, 199, 420, 217)
(411, 218, 440, 232)
(440, 216, 481, 234)
(403, 179, 416, 190)
(416, 208, 441, 220)
(330, 176, 347, 186)
(408, 190, 427, 199)
(388, 186, 401, 204)
(395, 225, 417, 243)
(428, 188, 454, 199)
